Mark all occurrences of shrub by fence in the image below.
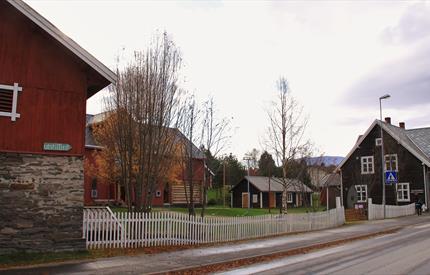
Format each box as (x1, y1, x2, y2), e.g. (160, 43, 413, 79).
(83, 207, 345, 249)
(368, 198, 415, 220)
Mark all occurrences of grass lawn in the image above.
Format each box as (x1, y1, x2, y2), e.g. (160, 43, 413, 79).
(112, 206, 327, 217)
(0, 250, 91, 268)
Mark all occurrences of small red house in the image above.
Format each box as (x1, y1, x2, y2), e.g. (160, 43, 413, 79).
(84, 114, 211, 207)
(0, 0, 115, 254)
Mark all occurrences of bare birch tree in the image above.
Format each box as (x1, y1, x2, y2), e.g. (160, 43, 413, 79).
(265, 77, 310, 213)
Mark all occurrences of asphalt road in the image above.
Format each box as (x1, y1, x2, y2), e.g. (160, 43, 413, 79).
(219, 221, 430, 275)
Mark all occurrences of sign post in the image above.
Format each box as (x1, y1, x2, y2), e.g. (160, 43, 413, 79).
(385, 171, 398, 185)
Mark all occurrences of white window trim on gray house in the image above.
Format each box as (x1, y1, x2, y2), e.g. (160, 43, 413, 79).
(384, 154, 398, 171)
(361, 156, 374, 174)
(355, 185, 367, 202)
(397, 182, 410, 202)
(287, 192, 293, 203)
(375, 138, 382, 146)
(0, 83, 22, 121)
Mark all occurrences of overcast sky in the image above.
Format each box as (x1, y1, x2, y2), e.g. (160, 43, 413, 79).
(26, 0, 430, 159)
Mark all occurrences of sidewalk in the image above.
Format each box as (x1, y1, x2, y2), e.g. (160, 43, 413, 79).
(2, 214, 430, 275)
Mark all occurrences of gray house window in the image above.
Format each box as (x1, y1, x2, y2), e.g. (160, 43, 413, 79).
(384, 154, 398, 171)
(361, 156, 374, 174)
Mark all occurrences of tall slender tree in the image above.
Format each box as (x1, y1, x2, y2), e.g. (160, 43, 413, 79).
(265, 77, 311, 213)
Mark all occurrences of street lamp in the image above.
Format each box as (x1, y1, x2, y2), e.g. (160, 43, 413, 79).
(243, 155, 252, 208)
(379, 94, 390, 219)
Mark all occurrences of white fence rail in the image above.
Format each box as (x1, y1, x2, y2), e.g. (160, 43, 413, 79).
(368, 198, 415, 220)
(83, 207, 345, 249)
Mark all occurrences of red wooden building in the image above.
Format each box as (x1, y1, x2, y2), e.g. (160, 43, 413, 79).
(84, 115, 211, 207)
(0, 0, 115, 254)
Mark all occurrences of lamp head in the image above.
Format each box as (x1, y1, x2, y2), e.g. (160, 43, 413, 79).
(379, 94, 390, 100)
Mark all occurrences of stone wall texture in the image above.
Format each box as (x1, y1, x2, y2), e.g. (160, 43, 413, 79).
(0, 153, 85, 254)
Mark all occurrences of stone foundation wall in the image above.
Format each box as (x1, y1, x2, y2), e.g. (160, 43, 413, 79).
(0, 153, 85, 255)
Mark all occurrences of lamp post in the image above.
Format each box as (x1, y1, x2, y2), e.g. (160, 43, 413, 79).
(244, 155, 252, 208)
(379, 94, 390, 219)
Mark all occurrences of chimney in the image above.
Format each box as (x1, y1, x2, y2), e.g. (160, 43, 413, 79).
(384, 117, 391, 124)
(399, 122, 405, 129)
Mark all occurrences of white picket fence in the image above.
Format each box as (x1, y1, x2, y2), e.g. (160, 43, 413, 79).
(368, 198, 415, 220)
(83, 207, 345, 249)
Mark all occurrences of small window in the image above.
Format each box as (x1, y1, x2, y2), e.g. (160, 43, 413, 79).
(384, 154, 398, 171)
(355, 185, 367, 202)
(287, 193, 293, 203)
(91, 189, 98, 198)
(361, 156, 374, 174)
(155, 190, 161, 198)
(91, 178, 97, 190)
(91, 178, 98, 199)
(397, 183, 410, 202)
(0, 83, 22, 121)
(252, 194, 258, 203)
(375, 138, 382, 146)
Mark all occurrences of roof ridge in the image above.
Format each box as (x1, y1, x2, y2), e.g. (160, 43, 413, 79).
(406, 126, 430, 131)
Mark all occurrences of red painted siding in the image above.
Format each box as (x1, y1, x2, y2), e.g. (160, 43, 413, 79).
(83, 147, 207, 207)
(84, 148, 118, 205)
(0, 2, 104, 156)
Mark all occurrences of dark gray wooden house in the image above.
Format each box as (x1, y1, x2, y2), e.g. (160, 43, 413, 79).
(337, 118, 430, 209)
(231, 176, 313, 209)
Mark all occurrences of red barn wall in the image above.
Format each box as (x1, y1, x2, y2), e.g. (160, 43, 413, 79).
(0, 2, 88, 156)
(176, 159, 205, 182)
(84, 148, 118, 205)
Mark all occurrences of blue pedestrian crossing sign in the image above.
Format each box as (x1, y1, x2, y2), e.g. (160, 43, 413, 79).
(385, 171, 398, 184)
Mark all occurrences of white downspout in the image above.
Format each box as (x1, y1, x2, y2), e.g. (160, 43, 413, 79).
(260, 192, 263, 209)
(340, 170, 343, 206)
(423, 164, 428, 208)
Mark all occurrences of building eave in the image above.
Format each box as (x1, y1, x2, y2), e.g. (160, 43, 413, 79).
(8, 0, 116, 85)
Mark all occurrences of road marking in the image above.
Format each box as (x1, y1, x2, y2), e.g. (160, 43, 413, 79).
(216, 245, 349, 275)
(414, 223, 430, 229)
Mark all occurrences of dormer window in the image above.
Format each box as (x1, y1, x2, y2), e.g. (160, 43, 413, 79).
(0, 83, 22, 121)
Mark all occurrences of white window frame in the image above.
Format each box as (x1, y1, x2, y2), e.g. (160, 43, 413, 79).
(252, 194, 258, 203)
(355, 185, 367, 203)
(0, 83, 22, 121)
(361, 156, 374, 174)
(397, 182, 410, 202)
(287, 192, 293, 203)
(375, 138, 382, 146)
(384, 154, 398, 172)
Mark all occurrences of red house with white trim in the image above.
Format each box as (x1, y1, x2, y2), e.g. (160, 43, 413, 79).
(0, 0, 115, 254)
(84, 114, 212, 207)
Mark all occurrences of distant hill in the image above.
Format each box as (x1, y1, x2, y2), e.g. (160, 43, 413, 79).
(306, 156, 344, 167)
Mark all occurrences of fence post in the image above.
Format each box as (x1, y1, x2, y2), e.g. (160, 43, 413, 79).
(336, 196, 341, 209)
(368, 198, 373, 220)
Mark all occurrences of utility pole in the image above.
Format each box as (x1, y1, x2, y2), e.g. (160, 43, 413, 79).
(244, 155, 252, 208)
(223, 160, 226, 208)
(379, 94, 390, 219)
(268, 165, 272, 213)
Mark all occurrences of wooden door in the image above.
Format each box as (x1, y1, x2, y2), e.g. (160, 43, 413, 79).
(269, 192, 276, 208)
(242, 193, 249, 208)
